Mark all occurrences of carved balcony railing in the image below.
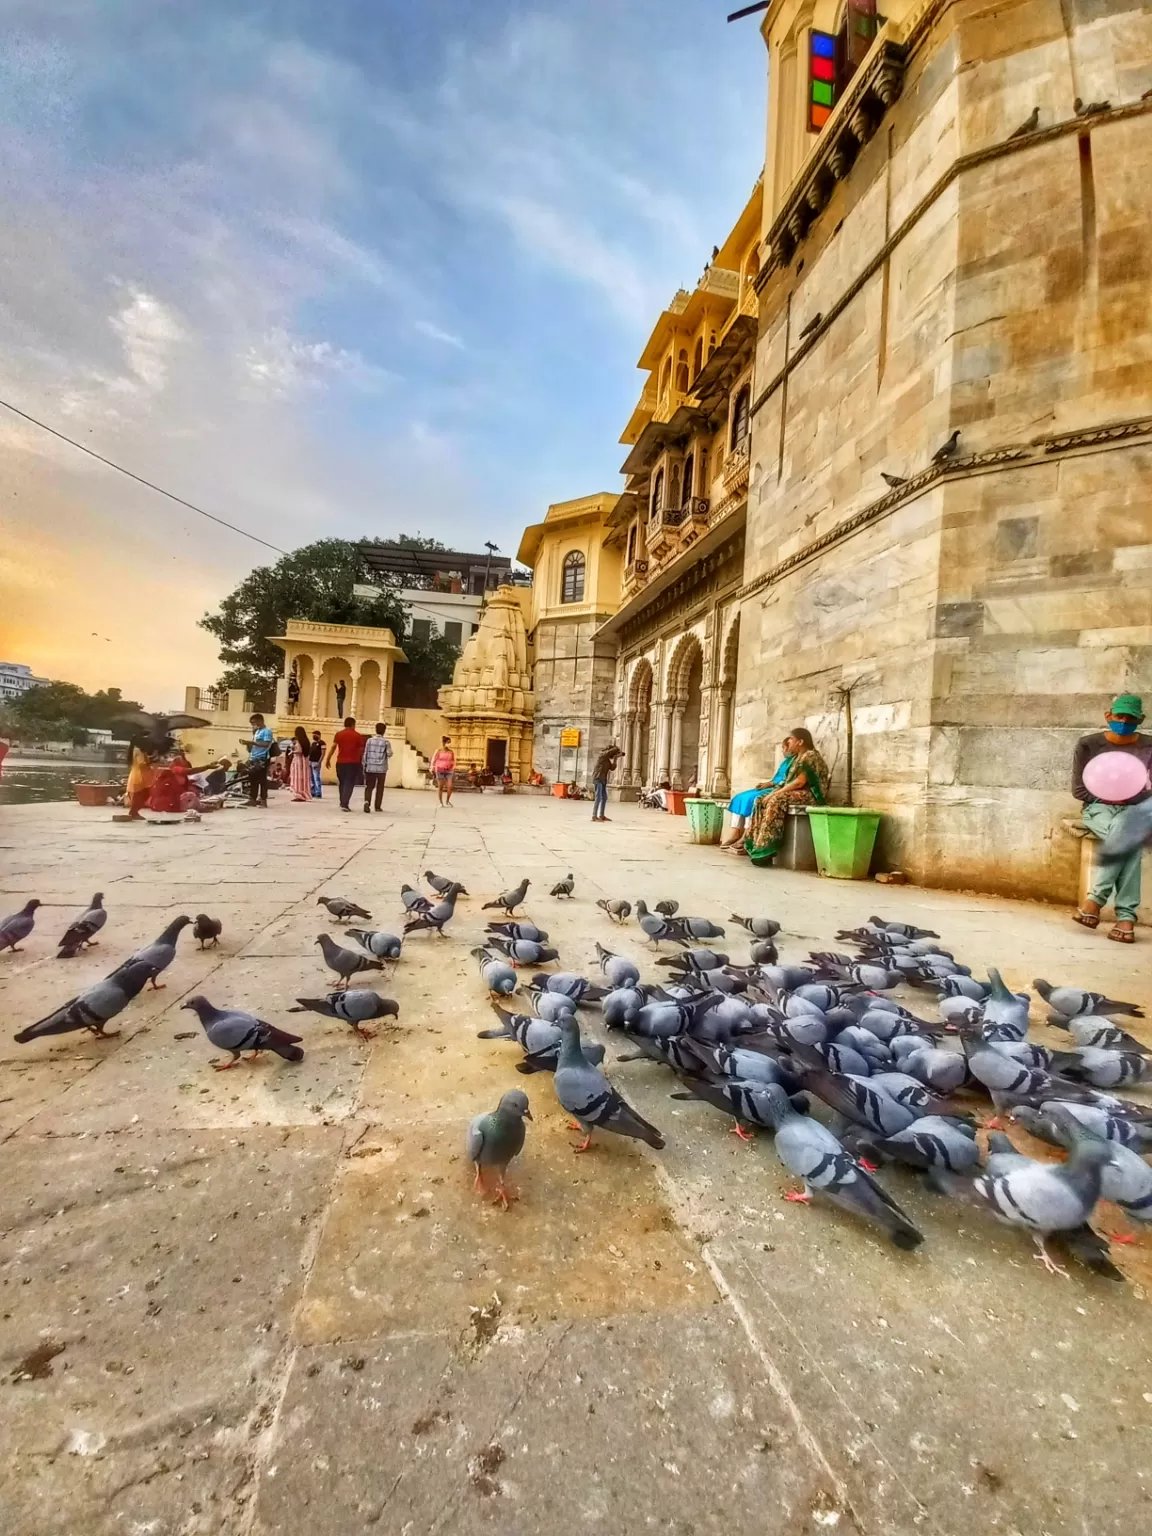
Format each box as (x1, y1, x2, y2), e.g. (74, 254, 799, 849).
(721, 439, 750, 497)
(684, 496, 710, 524)
(622, 558, 650, 596)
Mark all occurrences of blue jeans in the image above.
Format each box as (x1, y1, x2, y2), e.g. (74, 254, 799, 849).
(310, 763, 322, 798)
(592, 779, 608, 818)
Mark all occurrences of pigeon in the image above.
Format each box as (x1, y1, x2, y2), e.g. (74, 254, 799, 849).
(931, 429, 961, 464)
(533, 990, 577, 1023)
(679, 916, 726, 940)
(345, 929, 403, 960)
(550, 873, 575, 899)
(479, 1005, 606, 1075)
(425, 870, 468, 896)
(731, 914, 781, 939)
(900, 1046, 969, 1094)
(1033, 979, 1143, 1021)
(403, 888, 459, 937)
(1074, 96, 1110, 116)
(181, 996, 304, 1070)
(401, 884, 431, 914)
(482, 879, 530, 914)
(754, 1084, 924, 1249)
(1057, 1048, 1152, 1090)
(490, 935, 560, 967)
(797, 311, 823, 340)
(635, 901, 682, 947)
(486, 921, 549, 943)
(881, 472, 907, 489)
(1099, 800, 1152, 860)
(860, 1116, 980, 1181)
(658, 947, 730, 977)
(57, 893, 106, 957)
(981, 969, 1031, 1038)
(14, 960, 157, 1043)
(108, 916, 191, 989)
(1008, 105, 1040, 138)
(750, 940, 779, 965)
(289, 990, 399, 1038)
(597, 898, 632, 924)
(798, 1065, 918, 1137)
(601, 985, 645, 1028)
(317, 895, 372, 921)
(530, 972, 605, 1004)
(672, 1074, 803, 1141)
(677, 1039, 801, 1092)
(316, 932, 385, 988)
(936, 974, 988, 1001)
(553, 1018, 665, 1151)
(471, 946, 518, 996)
(594, 943, 640, 989)
(1041, 1105, 1152, 1224)
(1053, 1017, 1149, 1053)
(0, 899, 41, 953)
(655, 899, 679, 917)
(1012, 1101, 1152, 1154)
(192, 914, 223, 950)
(468, 1090, 532, 1208)
(972, 1138, 1113, 1274)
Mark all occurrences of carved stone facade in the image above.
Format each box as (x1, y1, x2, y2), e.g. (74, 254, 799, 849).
(733, 0, 1152, 901)
(437, 586, 535, 781)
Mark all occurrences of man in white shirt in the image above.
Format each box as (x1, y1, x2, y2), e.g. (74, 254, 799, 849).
(361, 723, 392, 813)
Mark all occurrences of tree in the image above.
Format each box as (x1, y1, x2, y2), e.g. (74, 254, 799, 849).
(393, 623, 461, 708)
(200, 537, 461, 709)
(6, 680, 145, 743)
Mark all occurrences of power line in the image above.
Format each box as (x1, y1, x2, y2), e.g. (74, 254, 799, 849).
(0, 395, 287, 556)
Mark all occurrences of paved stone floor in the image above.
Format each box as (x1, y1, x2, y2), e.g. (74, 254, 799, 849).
(2, 790, 1152, 1535)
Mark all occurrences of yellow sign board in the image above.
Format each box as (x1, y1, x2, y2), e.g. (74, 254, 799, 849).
(559, 728, 581, 748)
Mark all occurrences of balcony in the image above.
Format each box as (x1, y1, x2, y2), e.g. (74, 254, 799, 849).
(647, 506, 687, 562)
(721, 438, 750, 498)
(676, 497, 712, 551)
(622, 558, 650, 597)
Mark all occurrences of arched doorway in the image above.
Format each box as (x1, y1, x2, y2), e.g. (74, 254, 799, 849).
(712, 614, 740, 795)
(666, 634, 704, 789)
(294, 654, 315, 717)
(321, 658, 353, 720)
(628, 660, 654, 786)
(357, 660, 382, 722)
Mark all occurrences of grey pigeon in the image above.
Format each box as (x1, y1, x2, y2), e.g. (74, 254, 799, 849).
(931, 429, 961, 464)
(671, 1075, 802, 1140)
(401, 884, 431, 914)
(863, 916, 939, 940)
(109, 915, 191, 989)
(0, 899, 41, 953)
(594, 943, 640, 989)
(14, 959, 157, 1043)
(1058, 1048, 1152, 1090)
(798, 1065, 917, 1136)
(316, 932, 385, 988)
(679, 915, 726, 940)
(1055, 1017, 1149, 1053)
(981, 969, 1030, 1039)
(1013, 1101, 1152, 1153)
(550, 872, 575, 898)
(900, 1046, 969, 1094)
(1074, 96, 1110, 115)
(601, 986, 645, 1028)
(1099, 799, 1152, 860)
(193, 914, 223, 949)
(881, 472, 907, 489)
(937, 974, 988, 1001)
(479, 1005, 606, 1074)
(797, 311, 822, 340)
(481, 879, 530, 914)
(490, 935, 560, 967)
(596, 898, 632, 924)
(1042, 1105, 1152, 1224)
(58, 893, 107, 957)
(181, 996, 304, 1070)
(345, 929, 403, 960)
(731, 914, 780, 939)
(939, 995, 982, 1028)
(530, 972, 605, 1004)
(403, 888, 459, 937)
(861, 1116, 980, 1181)
(289, 990, 399, 1038)
(750, 940, 779, 965)
(317, 895, 372, 921)
(1033, 979, 1143, 1020)
(471, 946, 518, 996)
(553, 1018, 665, 1151)
(755, 1084, 924, 1249)
(486, 921, 549, 942)
(467, 1089, 532, 1208)
(533, 990, 577, 1023)
(635, 901, 680, 947)
(660, 947, 728, 976)
(655, 899, 679, 917)
(972, 1138, 1113, 1274)
(1008, 105, 1040, 138)
(425, 870, 468, 896)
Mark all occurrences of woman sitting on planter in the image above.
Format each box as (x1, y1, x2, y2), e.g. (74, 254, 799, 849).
(736, 729, 829, 864)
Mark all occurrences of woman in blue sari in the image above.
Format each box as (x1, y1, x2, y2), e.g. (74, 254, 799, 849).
(720, 740, 794, 848)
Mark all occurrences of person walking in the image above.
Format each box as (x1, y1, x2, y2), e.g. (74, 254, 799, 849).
(1072, 694, 1152, 943)
(590, 744, 623, 822)
(245, 713, 275, 808)
(308, 731, 325, 798)
(430, 737, 456, 806)
(362, 723, 392, 813)
(326, 717, 366, 812)
(288, 726, 313, 803)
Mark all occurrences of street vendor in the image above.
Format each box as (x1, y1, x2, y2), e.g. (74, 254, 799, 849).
(1072, 693, 1152, 943)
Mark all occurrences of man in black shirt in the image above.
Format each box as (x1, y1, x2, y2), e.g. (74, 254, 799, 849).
(309, 732, 325, 799)
(590, 744, 623, 822)
(1072, 693, 1151, 942)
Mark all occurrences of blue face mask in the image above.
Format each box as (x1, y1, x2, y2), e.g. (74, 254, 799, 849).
(1108, 718, 1139, 737)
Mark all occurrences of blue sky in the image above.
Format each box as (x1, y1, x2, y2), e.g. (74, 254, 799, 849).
(0, 0, 765, 701)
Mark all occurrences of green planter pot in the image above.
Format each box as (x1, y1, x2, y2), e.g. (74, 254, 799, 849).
(685, 798, 724, 845)
(807, 807, 881, 879)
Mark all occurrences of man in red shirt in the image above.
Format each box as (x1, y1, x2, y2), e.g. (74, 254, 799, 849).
(325, 717, 366, 812)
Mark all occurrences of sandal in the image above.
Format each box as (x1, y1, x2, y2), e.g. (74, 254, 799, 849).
(1109, 923, 1136, 944)
(1073, 909, 1100, 929)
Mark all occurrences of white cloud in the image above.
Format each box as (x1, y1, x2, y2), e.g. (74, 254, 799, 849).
(241, 328, 392, 398)
(110, 288, 186, 393)
(413, 319, 465, 350)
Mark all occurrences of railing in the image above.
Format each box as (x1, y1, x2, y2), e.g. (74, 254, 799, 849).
(722, 438, 750, 495)
(190, 688, 225, 713)
(660, 505, 688, 528)
(684, 496, 710, 522)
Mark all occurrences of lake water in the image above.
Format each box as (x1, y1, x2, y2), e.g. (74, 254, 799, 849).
(0, 757, 125, 807)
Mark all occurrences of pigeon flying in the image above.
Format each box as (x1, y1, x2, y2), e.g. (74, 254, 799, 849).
(192, 914, 223, 949)
(181, 996, 304, 1070)
(468, 1089, 532, 1208)
(58, 893, 106, 957)
(15, 959, 157, 1043)
(0, 899, 42, 953)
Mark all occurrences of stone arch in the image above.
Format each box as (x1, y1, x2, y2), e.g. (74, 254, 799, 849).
(357, 658, 382, 722)
(293, 652, 316, 716)
(625, 657, 655, 785)
(665, 631, 704, 701)
(720, 612, 740, 690)
(320, 657, 353, 720)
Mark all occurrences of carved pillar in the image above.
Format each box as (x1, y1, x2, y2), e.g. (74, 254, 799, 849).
(654, 702, 673, 784)
(619, 710, 636, 784)
(711, 688, 734, 796)
(669, 699, 687, 789)
(311, 672, 322, 718)
(350, 665, 361, 720)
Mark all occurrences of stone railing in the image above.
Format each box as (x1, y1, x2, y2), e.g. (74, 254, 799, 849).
(684, 496, 710, 524)
(722, 439, 751, 496)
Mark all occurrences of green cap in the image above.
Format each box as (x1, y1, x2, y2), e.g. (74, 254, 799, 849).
(1111, 693, 1144, 718)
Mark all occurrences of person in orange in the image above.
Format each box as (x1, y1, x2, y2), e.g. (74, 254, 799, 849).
(430, 736, 456, 806)
(124, 738, 157, 819)
(325, 717, 366, 812)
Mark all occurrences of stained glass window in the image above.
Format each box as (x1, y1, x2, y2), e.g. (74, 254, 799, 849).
(808, 30, 835, 132)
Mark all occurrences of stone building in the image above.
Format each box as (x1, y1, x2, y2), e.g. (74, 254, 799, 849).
(517, 494, 624, 784)
(596, 181, 765, 796)
(727, 0, 1152, 900)
(438, 586, 536, 781)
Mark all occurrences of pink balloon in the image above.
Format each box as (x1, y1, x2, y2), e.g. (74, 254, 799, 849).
(1082, 751, 1150, 804)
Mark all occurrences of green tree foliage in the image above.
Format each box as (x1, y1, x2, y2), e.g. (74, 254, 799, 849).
(200, 538, 462, 710)
(5, 682, 145, 743)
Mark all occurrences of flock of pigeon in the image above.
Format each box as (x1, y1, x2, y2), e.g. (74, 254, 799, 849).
(4, 877, 1150, 1279)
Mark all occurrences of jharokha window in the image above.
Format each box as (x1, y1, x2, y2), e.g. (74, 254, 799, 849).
(809, 2, 879, 132)
(561, 550, 586, 604)
(730, 385, 751, 450)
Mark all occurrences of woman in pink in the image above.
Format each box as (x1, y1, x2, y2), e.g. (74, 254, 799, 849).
(430, 737, 455, 806)
(288, 726, 313, 803)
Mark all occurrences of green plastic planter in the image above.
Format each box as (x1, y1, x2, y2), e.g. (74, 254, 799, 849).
(807, 807, 881, 879)
(686, 798, 724, 845)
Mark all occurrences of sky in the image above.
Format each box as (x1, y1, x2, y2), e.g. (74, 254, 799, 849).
(0, 0, 766, 707)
